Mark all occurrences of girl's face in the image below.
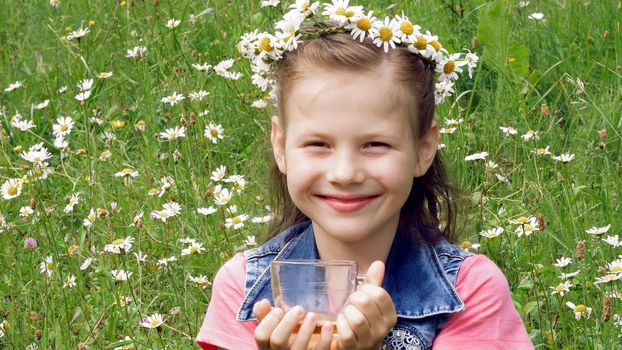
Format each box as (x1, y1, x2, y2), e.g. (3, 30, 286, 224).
(271, 67, 439, 247)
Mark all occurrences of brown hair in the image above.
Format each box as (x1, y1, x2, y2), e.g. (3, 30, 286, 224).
(265, 31, 459, 244)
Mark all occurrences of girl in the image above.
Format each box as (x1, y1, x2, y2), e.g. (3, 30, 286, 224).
(197, 2, 533, 349)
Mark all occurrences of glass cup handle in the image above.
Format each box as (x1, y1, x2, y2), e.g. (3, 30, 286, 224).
(356, 274, 367, 288)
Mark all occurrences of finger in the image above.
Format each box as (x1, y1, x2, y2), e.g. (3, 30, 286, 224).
(357, 283, 396, 321)
(336, 313, 356, 350)
(253, 299, 273, 323)
(314, 322, 335, 350)
(347, 290, 382, 323)
(254, 307, 284, 349)
(290, 312, 316, 350)
(342, 304, 373, 347)
(269, 305, 306, 349)
(365, 261, 385, 286)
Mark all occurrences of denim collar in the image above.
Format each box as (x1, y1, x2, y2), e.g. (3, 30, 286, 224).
(237, 221, 464, 321)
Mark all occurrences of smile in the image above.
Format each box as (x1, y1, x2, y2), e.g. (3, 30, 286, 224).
(316, 194, 380, 213)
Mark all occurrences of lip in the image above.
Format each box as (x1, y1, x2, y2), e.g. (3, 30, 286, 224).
(316, 194, 380, 213)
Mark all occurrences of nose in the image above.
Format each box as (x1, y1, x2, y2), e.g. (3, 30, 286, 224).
(325, 149, 366, 185)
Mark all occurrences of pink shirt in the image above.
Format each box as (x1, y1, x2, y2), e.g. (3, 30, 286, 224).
(196, 253, 533, 349)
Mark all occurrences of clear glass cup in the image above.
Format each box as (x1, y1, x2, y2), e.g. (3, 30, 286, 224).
(270, 259, 364, 333)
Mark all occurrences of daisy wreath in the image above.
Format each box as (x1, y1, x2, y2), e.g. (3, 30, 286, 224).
(237, 0, 479, 105)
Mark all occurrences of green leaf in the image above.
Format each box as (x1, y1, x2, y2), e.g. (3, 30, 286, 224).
(477, 0, 529, 78)
(517, 276, 534, 291)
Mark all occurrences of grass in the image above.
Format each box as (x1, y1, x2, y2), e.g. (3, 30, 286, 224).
(0, 0, 621, 348)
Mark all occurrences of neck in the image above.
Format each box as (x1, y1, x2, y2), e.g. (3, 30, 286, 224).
(312, 221, 397, 275)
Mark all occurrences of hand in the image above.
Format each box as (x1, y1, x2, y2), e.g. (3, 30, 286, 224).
(253, 299, 335, 350)
(335, 261, 397, 350)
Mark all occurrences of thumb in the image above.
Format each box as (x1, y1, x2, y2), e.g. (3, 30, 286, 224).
(365, 260, 385, 286)
(252, 298, 272, 323)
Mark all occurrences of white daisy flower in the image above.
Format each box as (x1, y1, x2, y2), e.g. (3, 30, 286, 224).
(346, 10, 376, 42)
(165, 18, 181, 29)
(114, 168, 139, 178)
(510, 216, 539, 237)
(104, 236, 135, 254)
(126, 46, 147, 59)
(434, 79, 454, 105)
(75, 90, 91, 102)
(134, 251, 148, 262)
(192, 62, 212, 72)
(63, 274, 77, 288)
(531, 146, 551, 156)
(197, 206, 217, 216)
(181, 242, 206, 256)
(603, 235, 622, 248)
(160, 92, 185, 106)
(97, 71, 113, 79)
(436, 53, 467, 82)
(39, 256, 54, 277)
(252, 99, 268, 109)
(80, 257, 94, 271)
(607, 258, 622, 275)
(53, 116, 74, 137)
(464, 50, 479, 79)
(77, 79, 94, 91)
(585, 224, 611, 235)
(189, 275, 212, 289)
(159, 126, 186, 140)
(211, 165, 226, 182)
(594, 273, 622, 284)
(552, 153, 575, 163)
(550, 281, 571, 296)
(213, 59, 236, 75)
(214, 187, 232, 206)
(4, 80, 23, 92)
(19, 206, 34, 218)
(464, 151, 488, 161)
(1, 178, 23, 200)
(289, 0, 320, 15)
(566, 301, 591, 320)
(322, 0, 362, 24)
(111, 269, 132, 282)
(67, 27, 89, 40)
(371, 17, 401, 53)
(141, 313, 165, 329)
(553, 257, 572, 268)
(521, 129, 539, 141)
(225, 214, 249, 229)
(189, 90, 209, 101)
(20, 147, 53, 165)
(204, 123, 224, 144)
(528, 12, 545, 21)
(11, 118, 36, 131)
(64, 193, 81, 213)
(33, 99, 50, 110)
(83, 208, 96, 228)
(480, 227, 504, 238)
(243, 235, 258, 246)
(560, 270, 581, 280)
(261, 0, 280, 7)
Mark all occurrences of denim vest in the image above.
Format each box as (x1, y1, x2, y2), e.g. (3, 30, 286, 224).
(237, 221, 469, 350)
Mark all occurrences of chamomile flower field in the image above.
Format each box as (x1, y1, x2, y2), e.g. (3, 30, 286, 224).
(0, 0, 620, 348)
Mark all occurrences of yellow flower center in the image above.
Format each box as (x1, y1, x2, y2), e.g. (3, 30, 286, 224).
(112, 120, 125, 129)
(232, 217, 242, 225)
(414, 36, 427, 50)
(60, 124, 69, 132)
(335, 7, 346, 16)
(150, 319, 161, 327)
(611, 266, 622, 273)
(400, 21, 414, 35)
(536, 148, 546, 154)
(460, 241, 472, 249)
(575, 304, 587, 313)
(378, 27, 393, 41)
(113, 238, 125, 245)
(555, 284, 566, 292)
(345, 10, 355, 18)
(190, 246, 199, 254)
(8, 185, 18, 196)
(357, 18, 372, 31)
(122, 168, 133, 175)
(443, 60, 456, 74)
(170, 132, 178, 138)
(259, 37, 273, 52)
(524, 224, 533, 232)
(431, 40, 441, 51)
(47, 262, 54, 270)
(515, 217, 529, 224)
(210, 129, 219, 137)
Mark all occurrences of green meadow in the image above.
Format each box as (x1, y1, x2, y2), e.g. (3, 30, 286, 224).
(0, 0, 620, 348)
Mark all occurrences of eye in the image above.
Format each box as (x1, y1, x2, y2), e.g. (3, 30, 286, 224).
(305, 141, 329, 148)
(364, 141, 390, 148)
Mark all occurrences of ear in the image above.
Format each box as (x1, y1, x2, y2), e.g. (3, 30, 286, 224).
(413, 120, 440, 177)
(270, 115, 287, 174)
